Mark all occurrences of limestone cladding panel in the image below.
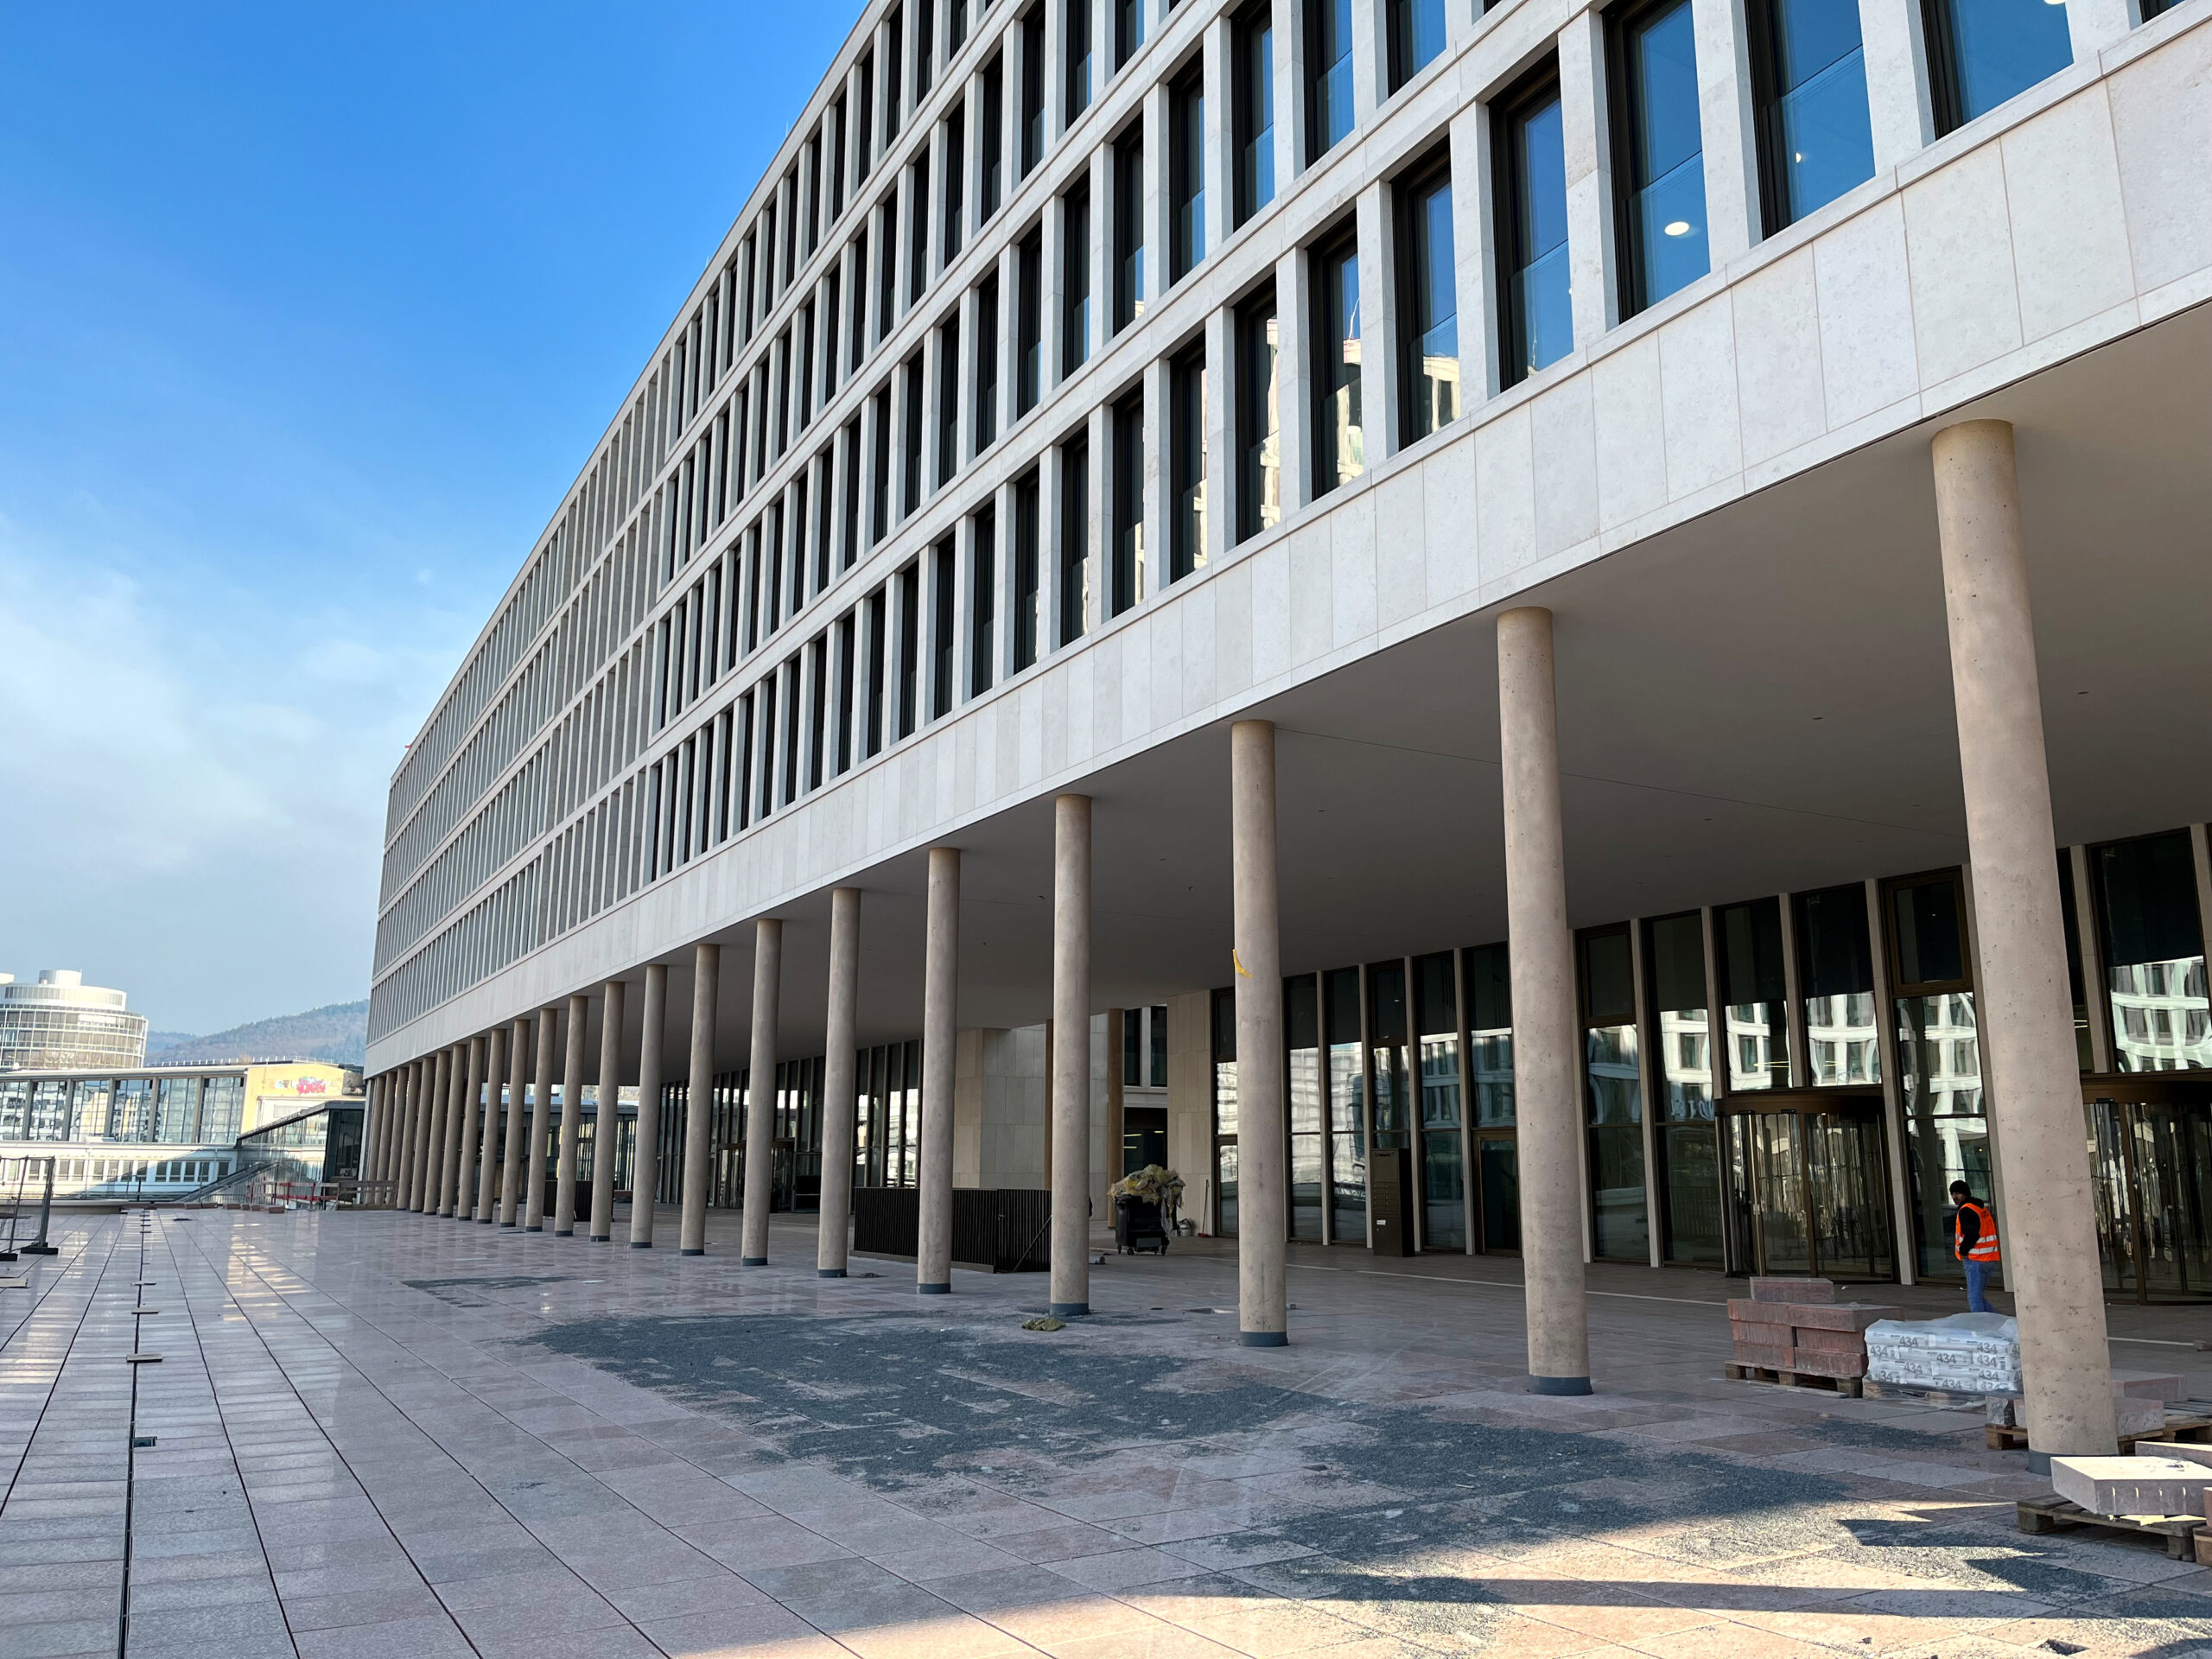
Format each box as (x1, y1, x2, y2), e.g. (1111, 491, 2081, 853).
(371, 20, 2212, 1071)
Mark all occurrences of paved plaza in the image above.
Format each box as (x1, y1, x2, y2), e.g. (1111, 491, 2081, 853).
(3, 1207, 2210, 1659)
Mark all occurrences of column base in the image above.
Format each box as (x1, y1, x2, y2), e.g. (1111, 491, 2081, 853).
(2026, 1449, 2053, 1476)
(742, 1256, 769, 1266)
(1528, 1375, 1593, 1396)
(817, 1268, 847, 1277)
(680, 1248, 704, 1256)
(500, 1221, 516, 1229)
(1049, 1302, 1090, 1318)
(918, 1282, 950, 1294)
(588, 1234, 609, 1243)
(555, 1230, 573, 1237)
(1240, 1331, 1288, 1348)
(630, 1240, 652, 1249)
(525, 1225, 543, 1233)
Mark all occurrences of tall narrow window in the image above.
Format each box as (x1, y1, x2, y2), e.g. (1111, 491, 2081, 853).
(902, 354, 925, 516)
(1114, 0, 1144, 67)
(1923, 0, 2071, 136)
(1232, 2, 1275, 228)
(1020, 6, 1047, 175)
(1169, 348, 1206, 583)
(1496, 68, 1571, 388)
(841, 416, 861, 569)
(1312, 230, 1363, 494)
(795, 304, 816, 433)
(1059, 432, 1090, 644)
(1016, 230, 1044, 414)
(849, 231, 869, 370)
(1235, 288, 1281, 543)
(830, 94, 849, 219)
(909, 155, 931, 303)
(931, 540, 957, 717)
(864, 588, 887, 756)
(950, 0, 968, 51)
(821, 275, 842, 399)
(1396, 157, 1459, 443)
(981, 58, 1006, 220)
(1580, 925, 1648, 1262)
(878, 200, 899, 335)
(938, 318, 962, 486)
(1110, 392, 1144, 616)
(1112, 133, 1145, 332)
(1061, 181, 1093, 372)
(835, 615, 856, 774)
(1750, 0, 1873, 232)
(887, 7, 906, 137)
(1612, 0, 1708, 317)
(1066, 0, 1093, 120)
(976, 276, 1002, 452)
(1306, 0, 1355, 162)
(896, 563, 921, 737)
(1014, 471, 1041, 670)
(943, 111, 966, 260)
(970, 506, 997, 696)
(807, 638, 828, 791)
(855, 55, 876, 184)
(1387, 0, 1446, 92)
(917, 0, 936, 96)
(871, 388, 893, 543)
(1170, 68, 1206, 282)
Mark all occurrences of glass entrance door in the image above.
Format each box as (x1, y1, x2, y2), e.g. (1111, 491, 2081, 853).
(1724, 1097, 1895, 1280)
(2088, 1092, 2212, 1301)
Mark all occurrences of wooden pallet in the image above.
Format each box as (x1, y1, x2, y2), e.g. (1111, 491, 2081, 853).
(1725, 1362, 1864, 1398)
(1864, 1378, 1993, 1408)
(2017, 1495, 2209, 1560)
(1987, 1414, 2212, 1453)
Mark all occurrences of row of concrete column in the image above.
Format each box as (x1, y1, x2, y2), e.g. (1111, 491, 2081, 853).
(363, 419, 2113, 1459)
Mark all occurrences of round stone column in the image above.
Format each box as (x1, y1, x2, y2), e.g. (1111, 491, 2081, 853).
(448, 1038, 482, 1219)
(917, 847, 960, 1294)
(474, 1025, 504, 1223)
(590, 979, 626, 1242)
(1051, 794, 1094, 1318)
(1231, 720, 1287, 1346)
(680, 943, 721, 1256)
(418, 1050, 449, 1214)
(555, 992, 589, 1236)
(1497, 606, 1591, 1395)
(525, 1007, 558, 1230)
(499, 1017, 530, 1225)
(817, 888, 863, 1277)
(1931, 418, 2116, 1460)
(629, 964, 669, 1248)
(741, 920, 784, 1265)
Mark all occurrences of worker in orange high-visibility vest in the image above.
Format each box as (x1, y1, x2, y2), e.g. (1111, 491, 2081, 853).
(1950, 1180, 2001, 1313)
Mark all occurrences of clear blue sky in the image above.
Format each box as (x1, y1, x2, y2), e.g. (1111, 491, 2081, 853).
(0, 2, 863, 1035)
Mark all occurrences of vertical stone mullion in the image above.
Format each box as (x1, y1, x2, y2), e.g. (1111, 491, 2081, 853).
(1354, 180, 1397, 466)
(1557, 10, 1617, 352)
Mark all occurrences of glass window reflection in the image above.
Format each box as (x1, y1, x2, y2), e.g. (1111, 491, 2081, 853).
(1497, 75, 1571, 386)
(1754, 0, 1874, 228)
(1616, 0, 1708, 315)
(2094, 830, 2212, 1071)
(1927, 0, 2073, 133)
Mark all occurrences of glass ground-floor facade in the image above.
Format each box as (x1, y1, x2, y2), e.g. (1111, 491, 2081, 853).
(1209, 823, 2212, 1302)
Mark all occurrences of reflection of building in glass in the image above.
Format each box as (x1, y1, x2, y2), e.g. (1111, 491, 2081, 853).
(1658, 1008, 1713, 1118)
(1807, 992, 1882, 1084)
(0, 970, 149, 1072)
(2110, 957, 2212, 1071)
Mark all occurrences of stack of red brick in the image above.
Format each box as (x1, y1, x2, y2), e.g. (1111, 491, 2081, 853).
(1728, 1277, 1898, 1382)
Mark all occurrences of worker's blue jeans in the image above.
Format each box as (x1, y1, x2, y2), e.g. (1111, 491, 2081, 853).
(1964, 1258, 1994, 1313)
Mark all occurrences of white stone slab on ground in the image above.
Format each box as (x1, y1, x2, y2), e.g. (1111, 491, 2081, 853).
(2051, 1455, 2212, 1516)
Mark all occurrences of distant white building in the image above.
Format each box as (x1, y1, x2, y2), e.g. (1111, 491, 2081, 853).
(0, 970, 148, 1073)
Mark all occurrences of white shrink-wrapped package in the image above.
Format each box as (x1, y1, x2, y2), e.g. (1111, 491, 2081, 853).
(1865, 1313, 2023, 1394)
